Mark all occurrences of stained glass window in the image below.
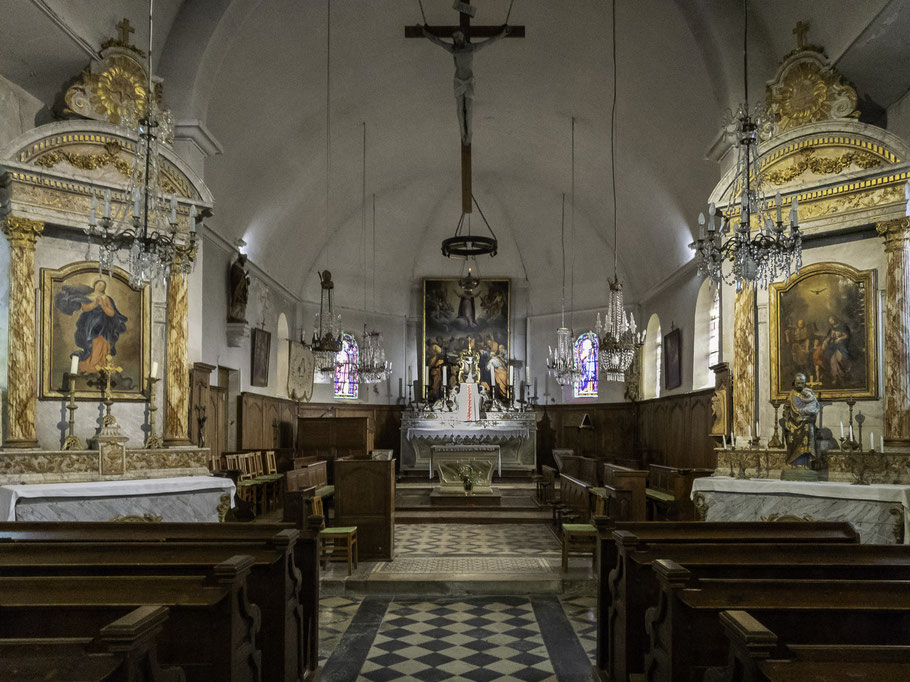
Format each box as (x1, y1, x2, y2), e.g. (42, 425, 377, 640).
(334, 332, 359, 399)
(573, 332, 598, 398)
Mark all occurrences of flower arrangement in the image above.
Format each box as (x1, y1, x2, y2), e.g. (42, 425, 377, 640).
(455, 463, 479, 492)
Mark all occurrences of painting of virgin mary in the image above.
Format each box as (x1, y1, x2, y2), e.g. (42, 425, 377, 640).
(55, 279, 128, 374)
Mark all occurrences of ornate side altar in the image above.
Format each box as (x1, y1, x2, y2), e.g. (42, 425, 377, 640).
(400, 411, 536, 474)
(691, 476, 910, 544)
(0, 446, 211, 485)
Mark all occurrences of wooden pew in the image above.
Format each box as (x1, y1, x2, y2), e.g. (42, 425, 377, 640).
(0, 555, 260, 682)
(0, 522, 320, 679)
(601, 463, 648, 521)
(557, 473, 591, 524)
(714, 609, 910, 682)
(0, 533, 304, 682)
(0, 605, 184, 682)
(594, 521, 860, 676)
(643, 560, 910, 682)
(646, 464, 713, 520)
(607, 535, 910, 682)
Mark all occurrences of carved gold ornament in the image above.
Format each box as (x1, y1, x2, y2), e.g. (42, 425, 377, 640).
(765, 148, 882, 185)
(767, 49, 859, 132)
(65, 54, 149, 125)
(35, 141, 133, 178)
(2, 216, 45, 247)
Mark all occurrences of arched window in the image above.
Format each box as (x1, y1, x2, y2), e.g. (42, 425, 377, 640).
(276, 313, 290, 397)
(693, 279, 721, 389)
(334, 332, 359, 400)
(573, 332, 598, 398)
(642, 314, 662, 399)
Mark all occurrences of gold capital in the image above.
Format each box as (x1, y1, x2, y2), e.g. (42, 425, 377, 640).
(876, 217, 910, 251)
(2, 216, 44, 248)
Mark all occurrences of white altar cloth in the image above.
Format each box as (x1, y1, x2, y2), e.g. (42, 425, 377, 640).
(691, 477, 910, 544)
(0, 475, 236, 522)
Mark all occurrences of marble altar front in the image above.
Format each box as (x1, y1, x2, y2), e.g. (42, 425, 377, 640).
(691, 477, 910, 544)
(431, 445, 499, 493)
(401, 412, 536, 473)
(0, 475, 235, 522)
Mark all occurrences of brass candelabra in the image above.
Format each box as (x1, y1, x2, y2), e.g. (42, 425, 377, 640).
(100, 355, 123, 427)
(62, 371, 85, 450)
(768, 399, 783, 448)
(145, 376, 163, 449)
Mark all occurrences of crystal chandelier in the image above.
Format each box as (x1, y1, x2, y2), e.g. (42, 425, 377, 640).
(689, 0, 801, 292)
(547, 192, 581, 386)
(311, 270, 343, 383)
(85, 0, 197, 289)
(596, 0, 643, 382)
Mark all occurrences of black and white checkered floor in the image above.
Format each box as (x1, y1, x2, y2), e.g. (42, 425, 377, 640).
(320, 594, 597, 681)
(318, 522, 597, 679)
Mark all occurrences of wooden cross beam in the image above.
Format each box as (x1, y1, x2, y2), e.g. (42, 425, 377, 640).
(406, 1, 524, 213)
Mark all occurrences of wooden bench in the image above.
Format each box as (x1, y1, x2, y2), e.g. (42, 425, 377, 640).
(714, 609, 910, 682)
(0, 521, 320, 679)
(601, 463, 649, 521)
(594, 521, 860, 677)
(556, 473, 590, 525)
(0, 605, 184, 682)
(0, 555, 260, 682)
(646, 464, 713, 520)
(607, 535, 910, 682)
(0, 533, 304, 682)
(539, 464, 558, 503)
(644, 560, 910, 682)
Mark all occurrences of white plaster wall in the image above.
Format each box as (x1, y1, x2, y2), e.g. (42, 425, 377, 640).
(721, 234, 887, 445)
(32, 235, 168, 450)
(0, 74, 43, 150)
(887, 88, 910, 148)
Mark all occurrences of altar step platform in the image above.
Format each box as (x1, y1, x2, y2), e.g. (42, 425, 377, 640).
(395, 481, 551, 524)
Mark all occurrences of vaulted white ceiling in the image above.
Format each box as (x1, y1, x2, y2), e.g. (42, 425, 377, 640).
(2, 0, 907, 317)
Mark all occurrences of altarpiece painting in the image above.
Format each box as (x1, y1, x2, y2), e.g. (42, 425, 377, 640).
(769, 262, 877, 401)
(423, 278, 510, 401)
(41, 262, 150, 400)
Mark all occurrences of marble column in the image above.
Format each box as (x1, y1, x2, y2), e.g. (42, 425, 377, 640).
(164, 271, 191, 446)
(2, 217, 44, 448)
(732, 287, 755, 441)
(877, 217, 910, 445)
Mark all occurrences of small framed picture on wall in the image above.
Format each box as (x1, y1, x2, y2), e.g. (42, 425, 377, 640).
(664, 327, 682, 390)
(251, 327, 271, 387)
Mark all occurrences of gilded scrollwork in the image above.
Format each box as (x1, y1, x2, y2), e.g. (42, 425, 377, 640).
(765, 148, 882, 186)
(64, 53, 150, 126)
(34, 141, 132, 177)
(767, 51, 859, 132)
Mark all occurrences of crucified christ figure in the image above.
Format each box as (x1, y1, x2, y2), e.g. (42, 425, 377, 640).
(422, 24, 510, 146)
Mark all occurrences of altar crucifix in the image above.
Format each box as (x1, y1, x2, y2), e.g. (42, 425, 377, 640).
(407, 1, 524, 213)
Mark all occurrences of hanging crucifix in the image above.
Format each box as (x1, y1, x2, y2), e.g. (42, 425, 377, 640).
(407, 1, 524, 213)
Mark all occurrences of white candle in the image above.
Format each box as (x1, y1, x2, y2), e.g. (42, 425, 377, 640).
(132, 188, 140, 217)
(443, 365, 448, 387)
(722, 434, 727, 449)
(881, 436, 885, 452)
(69, 355, 79, 375)
(849, 424, 854, 441)
(408, 366, 412, 383)
(170, 195, 177, 224)
(840, 422, 844, 439)
(89, 194, 97, 226)
(150, 361, 159, 379)
(189, 205, 197, 231)
(748, 425, 751, 439)
(103, 189, 111, 219)
(509, 366, 514, 386)
(871, 432, 874, 450)
(423, 366, 428, 387)
(525, 367, 530, 384)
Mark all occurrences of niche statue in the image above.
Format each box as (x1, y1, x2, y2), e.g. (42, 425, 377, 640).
(228, 253, 250, 323)
(783, 372, 819, 467)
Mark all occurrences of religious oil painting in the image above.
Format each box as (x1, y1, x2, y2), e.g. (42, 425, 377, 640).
(423, 277, 510, 402)
(770, 262, 877, 401)
(664, 327, 682, 390)
(251, 327, 271, 387)
(41, 262, 150, 401)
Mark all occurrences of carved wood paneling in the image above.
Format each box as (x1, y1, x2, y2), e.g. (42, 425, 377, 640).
(636, 388, 715, 470)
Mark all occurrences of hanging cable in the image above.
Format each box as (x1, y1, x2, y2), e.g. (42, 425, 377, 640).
(570, 116, 576, 332)
(324, 1, 331, 272)
(560, 193, 566, 328)
(362, 122, 367, 312)
(417, 0, 428, 25)
(372, 193, 377, 311)
(505, 0, 516, 24)
(611, 0, 618, 280)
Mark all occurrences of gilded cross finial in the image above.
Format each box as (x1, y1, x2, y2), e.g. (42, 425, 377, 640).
(100, 354, 123, 427)
(793, 21, 809, 50)
(117, 18, 135, 46)
(101, 354, 123, 376)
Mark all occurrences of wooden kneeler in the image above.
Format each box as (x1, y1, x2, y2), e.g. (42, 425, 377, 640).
(312, 496, 358, 576)
(561, 493, 603, 571)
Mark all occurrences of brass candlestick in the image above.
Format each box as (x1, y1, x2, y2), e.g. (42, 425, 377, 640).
(100, 355, 123, 428)
(62, 371, 85, 450)
(768, 399, 783, 448)
(145, 376, 163, 449)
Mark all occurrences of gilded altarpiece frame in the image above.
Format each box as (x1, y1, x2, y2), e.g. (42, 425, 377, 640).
(41, 262, 151, 401)
(769, 262, 877, 401)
